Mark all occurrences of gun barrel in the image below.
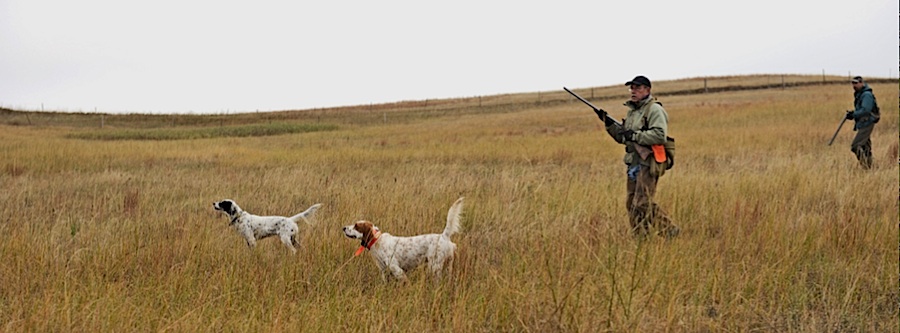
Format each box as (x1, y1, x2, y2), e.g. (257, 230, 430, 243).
(563, 87, 598, 109)
(563, 87, 621, 126)
(827, 117, 847, 146)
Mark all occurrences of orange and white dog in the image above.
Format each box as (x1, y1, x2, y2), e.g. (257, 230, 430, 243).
(342, 197, 464, 282)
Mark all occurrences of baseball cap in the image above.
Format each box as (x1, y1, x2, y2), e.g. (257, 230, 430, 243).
(625, 75, 651, 88)
(851, 76, 863, 83)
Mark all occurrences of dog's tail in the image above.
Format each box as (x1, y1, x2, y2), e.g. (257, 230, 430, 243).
(442, 197, 464, 238)
(290, 203, 322, 225)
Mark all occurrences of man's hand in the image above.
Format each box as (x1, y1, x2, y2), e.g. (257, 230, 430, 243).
(845, 111, 854, 120)
(619, 129, 635, 141)
(594, 109, 615, 126)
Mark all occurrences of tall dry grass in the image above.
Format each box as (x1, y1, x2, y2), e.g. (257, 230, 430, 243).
(0, 79, 896, 332)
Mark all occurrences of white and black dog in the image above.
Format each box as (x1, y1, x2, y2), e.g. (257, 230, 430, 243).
(213, 199, 322, 253)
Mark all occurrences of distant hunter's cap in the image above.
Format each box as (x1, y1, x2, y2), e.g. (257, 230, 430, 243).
(625, 75, 651, 88)
(851, 76, 863, 83)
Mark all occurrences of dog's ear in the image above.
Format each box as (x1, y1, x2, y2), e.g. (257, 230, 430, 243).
(220, 200, 235, 215)
(357, 222, 374, 247)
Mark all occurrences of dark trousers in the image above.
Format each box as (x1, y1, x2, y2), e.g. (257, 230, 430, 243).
(626, 166, 677, 237)
(851, 124, 874, 169)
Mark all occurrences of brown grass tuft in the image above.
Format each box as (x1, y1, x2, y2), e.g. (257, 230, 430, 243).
(123, 188, 140, 216)
(5, 163, 26, 177)
(888, 140, 898, 163)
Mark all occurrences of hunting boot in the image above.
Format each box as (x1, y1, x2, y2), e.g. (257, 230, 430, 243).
(629, 205, 651, 238)
(861, 147, 873, 169)
(648, 203, 679, 239)
(854, 145, 873, 169)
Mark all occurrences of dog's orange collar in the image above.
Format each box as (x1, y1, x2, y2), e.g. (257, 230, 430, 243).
(353, 231, 380, 257)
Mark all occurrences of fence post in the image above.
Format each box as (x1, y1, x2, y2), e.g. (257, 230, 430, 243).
(781, 75, 785, 90)
(704, 78, 708, 93)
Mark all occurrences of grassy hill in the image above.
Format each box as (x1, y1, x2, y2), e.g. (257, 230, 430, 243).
(1, 74, 894, 129)
(0, 75, 897, 332)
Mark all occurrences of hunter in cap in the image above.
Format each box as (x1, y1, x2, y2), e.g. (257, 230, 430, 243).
(599, 75, 679, 238)
(846, 76, 880, 169)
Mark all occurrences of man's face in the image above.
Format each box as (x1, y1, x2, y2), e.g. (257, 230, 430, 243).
(630, 84, 650, 102)
(852, 81, 863, 91)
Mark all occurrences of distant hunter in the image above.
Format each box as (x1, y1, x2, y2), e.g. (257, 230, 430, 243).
(845, 76, 880, 169)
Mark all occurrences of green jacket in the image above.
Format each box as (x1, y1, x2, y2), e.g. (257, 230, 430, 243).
(851, 84, 878, 130)
(605, 95, 669, 166)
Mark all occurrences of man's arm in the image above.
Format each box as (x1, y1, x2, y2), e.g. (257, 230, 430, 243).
(632, 105, 668, 145)
(605, 121, 625, 144)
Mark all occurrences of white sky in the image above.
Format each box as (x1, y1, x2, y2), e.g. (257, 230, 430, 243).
(1, 0, 897, 114)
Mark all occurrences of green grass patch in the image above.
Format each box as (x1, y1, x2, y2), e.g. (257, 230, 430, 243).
(66, 122, 338, 141)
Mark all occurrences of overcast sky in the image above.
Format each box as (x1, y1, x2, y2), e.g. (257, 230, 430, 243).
(1, 0, 897, 114)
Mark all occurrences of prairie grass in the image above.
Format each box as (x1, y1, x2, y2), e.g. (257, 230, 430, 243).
(0, 77, 896, 332)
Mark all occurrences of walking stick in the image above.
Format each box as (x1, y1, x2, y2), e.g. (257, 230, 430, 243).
(827, 117, 848, 146)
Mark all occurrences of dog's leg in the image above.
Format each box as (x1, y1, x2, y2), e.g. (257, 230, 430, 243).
(280, 234, 298, 254)
(428, 254, 452, 282)
(388, 265, 408, 283)
(373, 260, 389, 282)
(241, 230, 257, 248)
(431, 255, 453, 281)
(441, 254, 455, 283)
